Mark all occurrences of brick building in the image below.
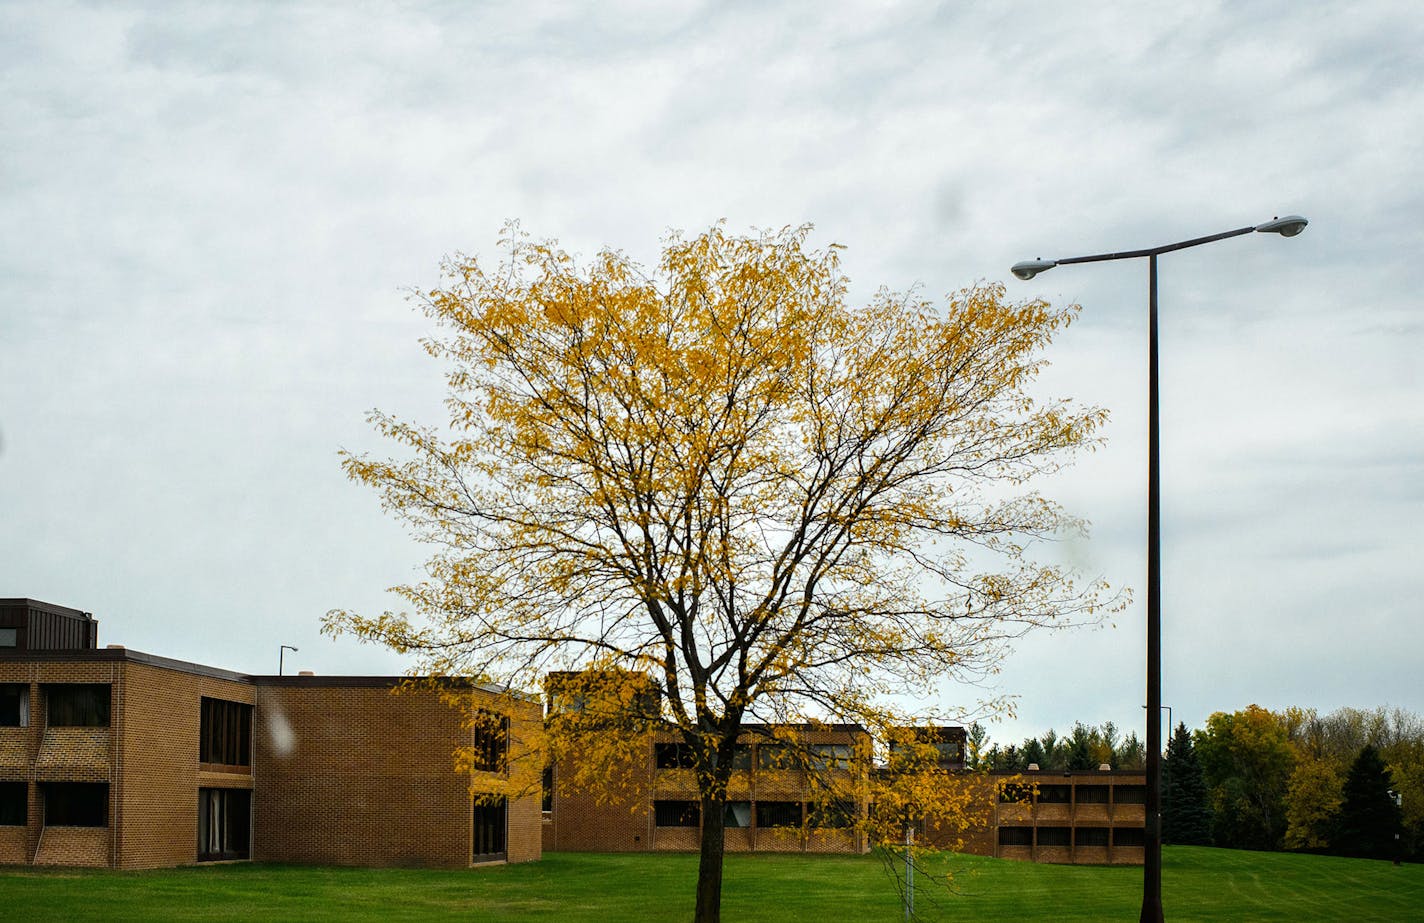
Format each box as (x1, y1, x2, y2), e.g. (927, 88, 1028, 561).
(543, 725, 873, 855)
(0, 598, 541, 869)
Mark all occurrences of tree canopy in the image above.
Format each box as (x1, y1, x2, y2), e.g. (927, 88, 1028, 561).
(327, 224, 1112, 921)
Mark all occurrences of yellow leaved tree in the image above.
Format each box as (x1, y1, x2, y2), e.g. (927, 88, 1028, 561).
(327, 224, 1112, 922)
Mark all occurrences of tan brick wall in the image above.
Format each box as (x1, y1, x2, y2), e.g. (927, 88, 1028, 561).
(549, 728, 869, 855)
(0, 660, 121, 866)
(33, 826, 109, 867)
(254, 682, 541, 868)
(115, 662, 255, 870)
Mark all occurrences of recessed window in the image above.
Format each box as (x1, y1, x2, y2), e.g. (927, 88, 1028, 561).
(0, 628, 16, 648)
(756, 801, 802, 828)
(0, 684, 27, 727)
(200, 698, 252, 767)
(808, 800, 855, 828)
(541, 765, 554, 814)
(45, 684, 110, 727)
(998, 783, 1031, 803)
(808, 744, 852, 772)
(756, 744, 792, 770)
(654, 742, 695, 770)
(472, 797, 507, 861)
(1075, 827, 1109, 847)
(1115, 785, 1146, 805)
(724, 801, 752, 828)
(1037, 826, 1071, 847)
(42, 782, 108, 827)
(998, 825, 1032, 846)
(654, 800, 700, 827)
(1113, 826, 1145, 847)
(197, 788, 250, 861)
(471, 711, 509, 773)
(1037, 784, 1072, 804)
(0, 781, 25, 825)
(1076, 785, 1110, 804)
(729, 744, 752, 771)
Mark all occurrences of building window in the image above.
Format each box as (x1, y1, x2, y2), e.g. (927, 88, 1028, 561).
(1113, 826, 1145, 847)
(654, 800, 700, 827)
(471, 711, 509, 773)
(1037, 826, 1071, 847)
(654, 742, 696, 770)
(1037, 784, 1072, 804)
(199, 698, 252, 767)
(0, 684, 27, 727)
(998, 782, 1031, 803)
(1075, 826, 1109, 847)
(0, 781, 25, 825)
(724, 801, 752, 828)
(541, 765, 554, 814)
(808, 744, 852, 772)
(1076, 785, 1110, 804)
(998, 825, 1033, 846)
(755, 743, 792, 770)
(729, 744, 753, 770)
(807, 800, 856, 829)
(0, 628, 16, 647)
(197, 788, 251, 861)
(41, 782, 108, 827)
(756, 801, 802, 829)
(472, 797, 507, 861)
(45, 684, 110, 727)
(1115, 785, 1147, 804)
(933, 740, 964, 765)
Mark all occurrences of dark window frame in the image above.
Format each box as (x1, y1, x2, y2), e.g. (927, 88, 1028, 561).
(654, 800, 701, 827)
(471, 711, 510, 773)
(197, 787, 251, 861)
(0, 684, 27, 727)
(44, 684, 110, 727)
(1114, 785, 1147, 805)
(199, 698, 252, 767)
(654, 742, 696, 770)
(472, 797, 508, 861)
(1037, 784, 1072, 804)
(41, 781, 108, 827)
(1075, 826, 1110, 847)
(755, 800, 803, 829)
(998, 825, 1033, 846)
(1036, 826, 1072, 847)
(0, 781, 25, 826)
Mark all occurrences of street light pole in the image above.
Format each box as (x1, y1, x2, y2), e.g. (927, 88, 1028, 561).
(1011, 215, 1307, 923)
(279, 644, 299, 676)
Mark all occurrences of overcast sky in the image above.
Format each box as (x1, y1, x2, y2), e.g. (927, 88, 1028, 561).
(3, 1, 1420, 748)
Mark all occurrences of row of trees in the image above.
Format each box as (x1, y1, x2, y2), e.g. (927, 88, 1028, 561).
(968, 720, 1145, 771)
(971, 705, 1417, 862)
(1166, 706, 1416, 860)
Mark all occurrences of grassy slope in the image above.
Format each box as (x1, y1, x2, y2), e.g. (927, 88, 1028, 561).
(0, 847, 1419, 922)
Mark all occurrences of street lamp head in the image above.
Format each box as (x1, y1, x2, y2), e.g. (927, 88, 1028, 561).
(1010, 258, 1057, 281)
(1255, 215, 1309, 237)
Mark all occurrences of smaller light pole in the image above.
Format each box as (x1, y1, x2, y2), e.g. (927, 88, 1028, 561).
(279, 644, 299, 676)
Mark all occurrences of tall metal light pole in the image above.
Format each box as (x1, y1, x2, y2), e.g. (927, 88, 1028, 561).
(279, 644, 299, 676)
(1011, 215, 1307, 923)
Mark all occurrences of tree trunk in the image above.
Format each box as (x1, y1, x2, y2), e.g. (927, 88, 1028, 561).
(694, 788, 729, 923)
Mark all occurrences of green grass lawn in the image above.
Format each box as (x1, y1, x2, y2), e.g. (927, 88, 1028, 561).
(0, 847, 1418, 922)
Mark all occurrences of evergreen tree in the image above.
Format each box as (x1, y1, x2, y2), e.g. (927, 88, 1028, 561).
(1162, 721, 1212, 845)
(1066, 722, 1096, 770)
(1021, 737, 1046, 768)
(1332, 745, 1404, 860)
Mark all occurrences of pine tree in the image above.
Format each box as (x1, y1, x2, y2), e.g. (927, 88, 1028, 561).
(1162, 722, 1212, 845)
(1332, 744, 1404, 860)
